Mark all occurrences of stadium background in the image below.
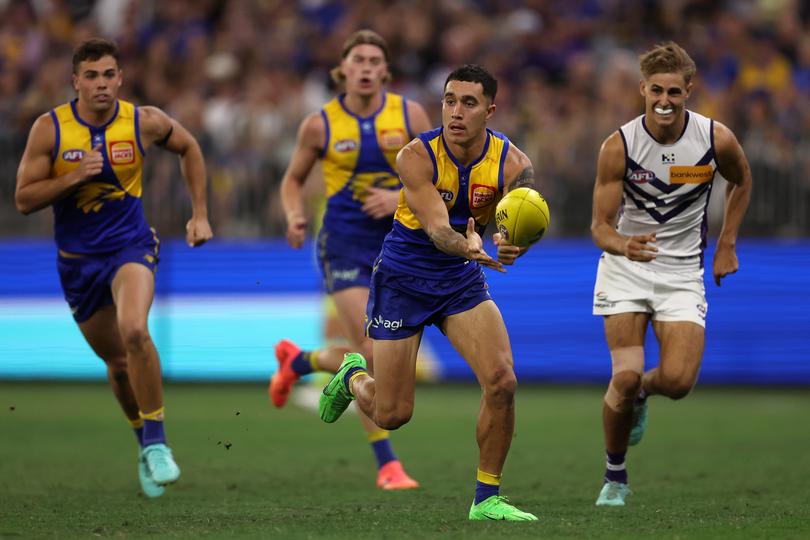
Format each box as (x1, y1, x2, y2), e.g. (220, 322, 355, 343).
(1, 0, 808, 384)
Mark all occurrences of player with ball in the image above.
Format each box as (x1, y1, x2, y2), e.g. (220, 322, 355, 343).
(319, 64, 544, 521)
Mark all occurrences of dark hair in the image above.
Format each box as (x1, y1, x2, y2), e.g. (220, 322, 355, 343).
(444, 64, 498, 102)
(639, 41, 696, 83)
(72, 38, 120, 74)
(330, 29, 390, 85)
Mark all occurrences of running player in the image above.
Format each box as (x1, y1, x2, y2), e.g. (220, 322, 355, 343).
(319, 64, 539, 521)
(271, 29, 431, 490)
(15, 38, 213, 498)
(590, 42, 752, 506)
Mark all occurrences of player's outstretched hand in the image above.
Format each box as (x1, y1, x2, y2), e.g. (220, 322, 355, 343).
(623, 233, 657, 262)
(466, 218, 504, 272)
(285, 213, 307, 249)
(186, 216, 213, 247)
(492, 232, 527, 265)
(712, 243, 739, 286)
(361, 187, 399, 219)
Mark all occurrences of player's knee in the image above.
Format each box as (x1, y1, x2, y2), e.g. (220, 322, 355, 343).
(482, 365, 517, 405)
(611, 370, 642, 397)
(375, 406, 413, 430)
(105, 356, 129, 380)
(119, 324, 151, 353)
(660, 374, 694, 400)
(604, 371, 640, 413)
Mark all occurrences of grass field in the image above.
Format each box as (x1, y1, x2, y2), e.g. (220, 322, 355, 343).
(1, 383, 809, 539)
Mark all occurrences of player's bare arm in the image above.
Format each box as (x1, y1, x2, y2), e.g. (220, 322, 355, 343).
(279, 113, 325, 248)
(15, 114, 103, 215)
(397, 141, 503, 272)
(362, 101, 433, 219)
(495, 145, 535, 264)
(139, 106, 212, 247)
(591, 131, 657, 262)
(712, 121, 752, 286)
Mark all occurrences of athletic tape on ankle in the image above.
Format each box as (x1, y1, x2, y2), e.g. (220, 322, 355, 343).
(366, 429, 390, 443)
(310, 350, 319, 372)
(477, 468, 502, 485)
(140, 407, 165, 421)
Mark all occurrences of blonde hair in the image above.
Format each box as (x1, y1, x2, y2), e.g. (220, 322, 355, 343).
(639, 41, 697, 83)
(330, 29, 391, 85)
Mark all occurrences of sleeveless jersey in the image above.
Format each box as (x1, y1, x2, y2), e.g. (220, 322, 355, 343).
(383, 127, 510, 278)
(320, 92, 413, 240)
(50, 99, 152, 254)
(618, 110, 717, 270)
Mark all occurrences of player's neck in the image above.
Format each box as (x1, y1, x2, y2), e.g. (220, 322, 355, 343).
(343, 92, 383, 118)
(646, 113, 686, 145)
(75, 99, 117, 127)
(444, 130, 488, 167)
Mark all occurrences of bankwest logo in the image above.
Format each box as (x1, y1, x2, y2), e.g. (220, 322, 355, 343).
(669, 165, 713, 184)
(369, 315, 403, 331)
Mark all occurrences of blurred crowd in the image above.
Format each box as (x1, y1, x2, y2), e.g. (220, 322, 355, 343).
(1, 0, 809, 238)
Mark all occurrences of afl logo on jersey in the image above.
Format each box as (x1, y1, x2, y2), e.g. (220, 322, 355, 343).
(628, 169, 655, 184)
(62, 149, 85, 162)
(334, 139, 357, 153)
(438, 189, 454, 202)
(109, 141, 135, 165)
(470, 184, 496, 208)
(380, 128, 406, 151)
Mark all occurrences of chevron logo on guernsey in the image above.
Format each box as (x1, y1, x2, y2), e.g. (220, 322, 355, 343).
(669, 165, 713, 184)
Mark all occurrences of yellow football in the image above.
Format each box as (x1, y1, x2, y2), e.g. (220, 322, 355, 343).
(494, 187, 550, 247)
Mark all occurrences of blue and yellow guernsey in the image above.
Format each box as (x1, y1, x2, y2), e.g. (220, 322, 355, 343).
(382, 127, 510, 278)
(50, 99, 152, 254)
(320, 92, 413, 240)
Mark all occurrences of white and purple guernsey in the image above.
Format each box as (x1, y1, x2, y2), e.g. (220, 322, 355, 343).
(617, 109, 718, 271)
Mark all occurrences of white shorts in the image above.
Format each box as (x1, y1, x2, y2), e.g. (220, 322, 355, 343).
(592, 253, 707, 327)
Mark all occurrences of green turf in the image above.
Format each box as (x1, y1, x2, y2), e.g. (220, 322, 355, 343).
(1, 383, 809, 539)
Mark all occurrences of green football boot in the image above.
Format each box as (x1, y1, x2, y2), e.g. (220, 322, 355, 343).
(318, 353, 367, 423)
(138, 451, 166, 498)
(628, 398, 648, 446)
(468, 495, 538, 521)
(595, 481, 632, 506)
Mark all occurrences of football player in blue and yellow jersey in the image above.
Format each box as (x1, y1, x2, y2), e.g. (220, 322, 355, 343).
(271, 30, 431, 490)
(15, 38, 212, 498)
(319, 65, 539, 521)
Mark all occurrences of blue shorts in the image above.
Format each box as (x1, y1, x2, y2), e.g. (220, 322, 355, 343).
(316, 229, 382, 293)
(57, 235, 160, 323)
(365, 257, 492, 340)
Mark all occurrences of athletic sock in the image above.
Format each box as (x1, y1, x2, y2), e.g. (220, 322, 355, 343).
(128, 417, 144, 448)
(474, 468, 501, 504)
(604, 451, 628, 484)
(367, 429, 396, 468)
(140, 408, 166, 446)
(344, 367, 367, 396)
(291, 351, 317, 376)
